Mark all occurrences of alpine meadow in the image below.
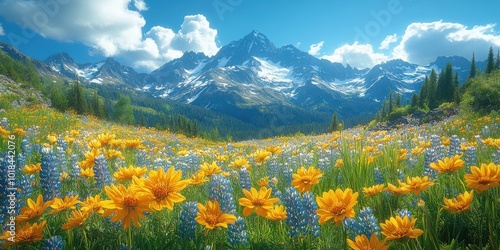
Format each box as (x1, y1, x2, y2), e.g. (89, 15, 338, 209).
(1, 1, 500, 249)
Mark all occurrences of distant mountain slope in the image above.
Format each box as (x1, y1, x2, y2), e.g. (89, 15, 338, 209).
(0, 32, 485, 132)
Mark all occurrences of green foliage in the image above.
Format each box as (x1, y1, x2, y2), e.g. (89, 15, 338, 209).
(461, 70, 500, 114)
(43, 81, 68, 111)
(387, 106, 413, 122)
(114, 95, 135, 125)
(0, 93, 17, 109)
(469, 52, 477, 79)
(486, 47, 495, 74)
(0, 52, 42, 89)
(68, 81, 87, 115)
(428, 69, 438, 109)
(328, 112, 340, 132)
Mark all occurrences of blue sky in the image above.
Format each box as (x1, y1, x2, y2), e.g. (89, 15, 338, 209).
(0, 0, 499, 72)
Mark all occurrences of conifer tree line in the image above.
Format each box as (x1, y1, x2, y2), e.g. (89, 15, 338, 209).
(376, 46, 500, 122)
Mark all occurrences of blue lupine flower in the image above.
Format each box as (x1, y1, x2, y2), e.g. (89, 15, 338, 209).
(396, 209, 412, 219)
(179, 201, 199, 240)
(239, 168, 251, 191)
(493, 149, 500, 165)
(448, 135, 461, 157)
(16, 153, 26, 174)
(57, 136, 67, 151)
(268, 160, 279, 179)
(302, 192, 320, 238)
(283, 187, 306, 237)
(209, 175, 236, 214)
(424, 148, 438, 179)
(344, 207, 380, 238)
(40, 147, 61, 200)
(21, 136, 32, 158)
(0, 154, 11, 220)
(56, 146, 67, 172)
(373, 167, 385, 184)
(283, 188, 320, 237)
(228, 216, 249, 245)
(68, 154, 80, 179)
(41, 236, 65, 250)
(18, 174, 34, 207)
(135, 149, 150, 167)
(94, 155, 111, 190)
(283, 168, 293, 186)
(464, 146, 477, 173)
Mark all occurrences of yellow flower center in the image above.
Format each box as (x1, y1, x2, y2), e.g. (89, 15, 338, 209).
(123, 196, 138, 208)
(393, 228, 409, 239)
(301, 177, 312, 184)
(329, 202, 346, 215)
(206, 214, 219, 226)
(253, 198, 265, 206)
(477, 177, 491, 185)
(152, 183, 169, 199)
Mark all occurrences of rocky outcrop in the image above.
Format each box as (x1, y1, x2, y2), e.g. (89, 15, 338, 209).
(369, 106, 459, 131)
(0, 74, 51, 108)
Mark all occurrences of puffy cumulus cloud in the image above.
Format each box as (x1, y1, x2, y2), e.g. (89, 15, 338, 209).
(0, 0, 146, 56)
(379, 34, 398, 50)
(322, 42, 388, 69)
(168, 15, 219, 56)
(308, 41, 324, 56)
(392, 21, 500, 65)
(0, 0, 219, 72)
(0, 23, 4, 36)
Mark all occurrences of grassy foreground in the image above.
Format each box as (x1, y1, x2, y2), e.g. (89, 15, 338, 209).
(0, 106, 499, 249)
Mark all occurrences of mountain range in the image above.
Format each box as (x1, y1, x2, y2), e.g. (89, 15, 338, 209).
(0, 30, 485, 131)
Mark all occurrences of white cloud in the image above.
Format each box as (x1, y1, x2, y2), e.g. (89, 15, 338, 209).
(308, 41, 324, 56)
(392, 21, 500, 65)
(0, 0, 219, 72)
(322, 42, 388, 69)
(379, 34, 398, 50)
(133, 0, 148, 11)
(0, 23, 4, 36)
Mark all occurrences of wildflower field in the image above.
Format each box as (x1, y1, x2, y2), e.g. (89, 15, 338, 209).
(0, 106, 499, 249)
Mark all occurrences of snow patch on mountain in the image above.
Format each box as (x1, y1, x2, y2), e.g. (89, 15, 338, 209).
(253, 57, 295, 83)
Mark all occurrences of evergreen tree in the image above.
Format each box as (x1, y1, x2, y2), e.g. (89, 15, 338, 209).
(47, 82, 68, 111)
(395, 92, 402, 108)
(68, 80, 87, 114)
(453, 73, 460, 103)
(388, 91, 394, 113)
(328, 113, 339, 132)
(140, 112, 146, 126)
(496, 49, 500, 70)
(428, 69, 438, 109)
(114, 95, 135, 125)
(410, 93, 418, 108)
(419, 76, 429, 108)
(439, 63, 454, 103)
(92, 90, 105, 118)
(469, 52, 476, 79)
(381, 100, 387, 120)
(486, 47, 495, 74)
